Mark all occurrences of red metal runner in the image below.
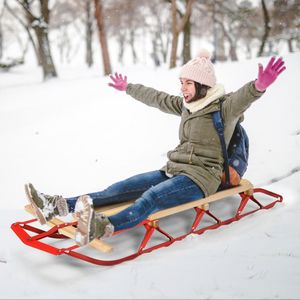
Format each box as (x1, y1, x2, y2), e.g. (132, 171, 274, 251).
(11, 188, 283, 266)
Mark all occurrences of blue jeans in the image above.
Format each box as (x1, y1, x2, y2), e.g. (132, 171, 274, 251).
(67, 170, 204, 232)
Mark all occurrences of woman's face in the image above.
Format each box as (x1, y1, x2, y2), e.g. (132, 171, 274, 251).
(180, 78, 196, 103)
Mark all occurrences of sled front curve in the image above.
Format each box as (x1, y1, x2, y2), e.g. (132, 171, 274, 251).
(11, 179, 283, 266)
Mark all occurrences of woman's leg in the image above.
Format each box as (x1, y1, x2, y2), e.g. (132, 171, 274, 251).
(109, 175, 204, 231)
(66, 170, 169, 212)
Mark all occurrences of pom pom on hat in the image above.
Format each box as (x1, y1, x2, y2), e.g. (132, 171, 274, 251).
(179, 48, 216, 87)
(196, 48, 212, 60)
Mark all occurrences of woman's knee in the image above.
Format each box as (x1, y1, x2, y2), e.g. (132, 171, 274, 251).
(136, 188, 159, 210)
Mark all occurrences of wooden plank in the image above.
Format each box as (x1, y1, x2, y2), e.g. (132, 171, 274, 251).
(94, 180, 253, 219)
(95, 200, 135, 216)
(149, 179, 253, 220)
(24, 204, 113, 253)
(95, 179, 253, 220)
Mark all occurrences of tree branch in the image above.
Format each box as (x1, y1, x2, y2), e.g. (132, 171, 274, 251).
(5, 0, 39, 63)
(15, 0, 37, 23)
(177, 0, 194, 33)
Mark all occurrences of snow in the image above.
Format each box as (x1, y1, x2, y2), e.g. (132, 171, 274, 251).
(1, 52, 300, 299)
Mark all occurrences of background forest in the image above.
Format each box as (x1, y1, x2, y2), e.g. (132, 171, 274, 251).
(0, 0, 299, 81)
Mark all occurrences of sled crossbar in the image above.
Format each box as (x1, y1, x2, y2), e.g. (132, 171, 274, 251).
(11, 179, 283, 265)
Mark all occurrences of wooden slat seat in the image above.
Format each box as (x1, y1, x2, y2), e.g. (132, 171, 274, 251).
(94, 179, 253, 219)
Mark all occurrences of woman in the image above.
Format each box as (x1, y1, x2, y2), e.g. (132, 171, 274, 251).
(25, 50, 286, 246)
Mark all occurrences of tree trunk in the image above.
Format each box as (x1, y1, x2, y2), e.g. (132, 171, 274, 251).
(212, 1, 217, 62)
(215, 18, 238, 61)
(218, 33, 227, 61)
(287, 38, 294, 52)
(0, 4, 4, 59)
(160, 30, 170, 64)
(0, 18, 2, 60)
(85, 0, 94, 67)
(257, 0, 271, 57)
(229, 44, 238, 61)
(130, 30, 138, 64)
(245, 39, 252, 59)
(216, 13, 226, 62)
(117, 32, 126, 64)
(148, 2, 170, 64)
(33, 26, 57, 79)
(182, 16, 191, 64)
(170, 0, 177, 68)
(211, 2, 227, 62)
(94, 0, 112, 75)
(15, 0, 57, 79)
(151, 38, 161, 67)
(33, 0, 57, 80)
(162, 35, 170, 64)
(169, 0, 194, 68)
(170, 33, 179, 68)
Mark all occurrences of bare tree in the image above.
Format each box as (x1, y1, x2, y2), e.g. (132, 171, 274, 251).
(105, 0, 147, 65)
(181, 12, 191, 64)
(169, 0, 194, 68)
(0, 3, 5, 59)
(148, 2, 167, 66)
(50, 1, 94, 67)
(196, 0, 260, 62)
(271, 0, 300, 53)
(210, 1, 227, 61)
(85, 0, 94, 67)
(16, 0, 57, 80)
(129, 29, 138, 64)
(213, 1, 240, 61)
(166, 0, 192, 64)
(117, 30, 126, 64)
(94, 0, 111, 75)
(257, 0, 271, 56)
(104, 0, 127, 64)
(0, 4, 4, 59)
(146, 0, 171, 65)
(4, 0, 40, 64)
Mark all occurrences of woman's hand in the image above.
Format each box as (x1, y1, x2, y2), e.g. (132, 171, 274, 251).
(254, 56, 286, 92)
(108, 73, 128, 91)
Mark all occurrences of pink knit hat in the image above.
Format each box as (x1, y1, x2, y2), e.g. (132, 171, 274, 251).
(179, 49, 216, 87)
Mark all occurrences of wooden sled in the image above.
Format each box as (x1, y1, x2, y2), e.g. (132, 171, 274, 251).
(11, 179, 283, 266)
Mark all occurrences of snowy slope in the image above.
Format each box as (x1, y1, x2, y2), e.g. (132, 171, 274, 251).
(0, 52, 300, 299)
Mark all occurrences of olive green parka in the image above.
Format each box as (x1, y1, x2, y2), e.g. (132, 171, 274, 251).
(126, 82, 264, 196)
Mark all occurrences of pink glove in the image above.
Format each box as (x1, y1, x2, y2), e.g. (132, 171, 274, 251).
(108, 73, 128, 91)
(254, 56, 286, 92)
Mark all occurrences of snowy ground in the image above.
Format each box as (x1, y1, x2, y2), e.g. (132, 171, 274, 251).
(0, 52, 300, 299)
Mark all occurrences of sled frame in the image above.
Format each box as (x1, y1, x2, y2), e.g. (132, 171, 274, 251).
(11, 179, 283, 266)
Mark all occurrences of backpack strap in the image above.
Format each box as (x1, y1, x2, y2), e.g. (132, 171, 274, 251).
(211, 108, 231, 187)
